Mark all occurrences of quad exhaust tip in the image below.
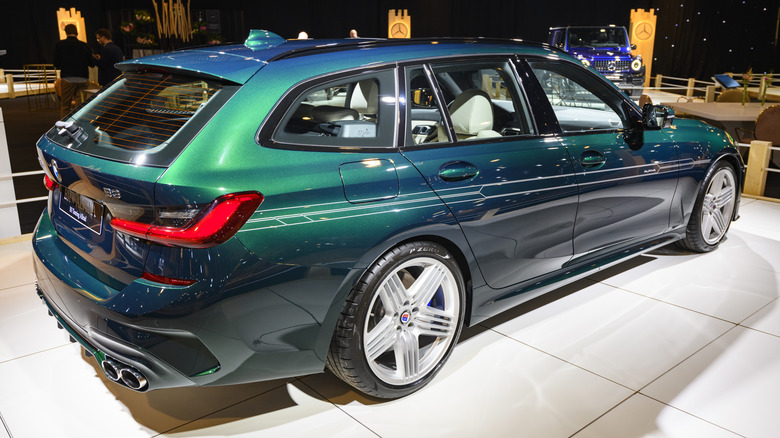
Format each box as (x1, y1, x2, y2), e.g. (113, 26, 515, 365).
(37, 284, 150, 392)
(101, 358, 149, 391)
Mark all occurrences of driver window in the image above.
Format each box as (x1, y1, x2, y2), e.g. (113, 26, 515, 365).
(527, 59, 626, 132)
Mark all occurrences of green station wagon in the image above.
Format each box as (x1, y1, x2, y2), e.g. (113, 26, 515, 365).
(33, 30, 743, 398)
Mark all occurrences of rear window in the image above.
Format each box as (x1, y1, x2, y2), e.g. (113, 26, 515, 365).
(46, 72, 232, 166)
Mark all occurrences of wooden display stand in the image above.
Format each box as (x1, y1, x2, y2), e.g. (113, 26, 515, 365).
(630, 9, 657, 88)
(56, 7, 87, 43)
(388, 10, 411, 39)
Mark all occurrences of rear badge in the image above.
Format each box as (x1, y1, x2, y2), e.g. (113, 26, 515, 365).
(50, 160, 61, 183)
(103, 187, 122, 199)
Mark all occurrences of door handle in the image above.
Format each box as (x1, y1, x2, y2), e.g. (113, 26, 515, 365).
(438, 161, 479, 182)
(580, 150, 606, 169)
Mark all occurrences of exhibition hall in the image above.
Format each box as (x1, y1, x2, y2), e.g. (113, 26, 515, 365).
(1, 1, 779, 437)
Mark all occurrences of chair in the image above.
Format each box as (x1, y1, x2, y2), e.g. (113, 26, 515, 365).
(23, 64, 57, 111)
(735, 104, 780, 164)
(736, 104, 780, 144)
(446, 89, 501, 140)
(717, 88, 747, 102)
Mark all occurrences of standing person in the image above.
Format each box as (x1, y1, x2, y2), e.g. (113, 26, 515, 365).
(53, 24, 95, 117)
(94, 28, 123, 86)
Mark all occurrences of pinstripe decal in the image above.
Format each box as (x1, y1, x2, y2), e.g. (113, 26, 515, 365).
(239, 158, 709, 232)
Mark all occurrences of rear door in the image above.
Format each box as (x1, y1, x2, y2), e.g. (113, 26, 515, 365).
(401, 59, 578, 290)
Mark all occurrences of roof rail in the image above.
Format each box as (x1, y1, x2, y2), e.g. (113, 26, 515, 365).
(266, 36, 538, 62)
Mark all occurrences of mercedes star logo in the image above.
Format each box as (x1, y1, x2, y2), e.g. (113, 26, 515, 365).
(391, 22, 409, 38)
(635, 22, 653, 41)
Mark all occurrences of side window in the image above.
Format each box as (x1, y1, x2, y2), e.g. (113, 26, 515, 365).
(406, 60, 534, 145)
(527, 59, 626, 132)
(272, 70, 395, 147)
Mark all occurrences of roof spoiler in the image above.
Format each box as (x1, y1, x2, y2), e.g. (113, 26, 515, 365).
(244, 30, 286, 50)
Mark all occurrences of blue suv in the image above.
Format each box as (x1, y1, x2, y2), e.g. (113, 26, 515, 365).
(549, 25, 645, 98)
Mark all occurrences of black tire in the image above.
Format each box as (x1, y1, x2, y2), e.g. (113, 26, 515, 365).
(326, 241, 465, 398)
(679, 161, 737, 252)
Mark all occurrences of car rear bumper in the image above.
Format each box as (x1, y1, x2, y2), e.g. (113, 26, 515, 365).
(32, 210, 336, 391)
(33, 215, 208, 391)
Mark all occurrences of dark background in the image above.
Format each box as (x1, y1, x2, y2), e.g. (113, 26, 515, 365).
(3, 0, 778, 80)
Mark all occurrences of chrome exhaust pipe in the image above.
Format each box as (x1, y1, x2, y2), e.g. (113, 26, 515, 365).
(101, 359, 122, 382)
(120, 367, 149, 391)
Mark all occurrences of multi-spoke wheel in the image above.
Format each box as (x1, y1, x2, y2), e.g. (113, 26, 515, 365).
(327, 241, 465, 398)
(680, 161, 737, 252)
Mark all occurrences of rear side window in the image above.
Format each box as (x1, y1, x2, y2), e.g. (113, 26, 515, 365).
(47, 73, 229, 166)
(271, 69, 396, 148)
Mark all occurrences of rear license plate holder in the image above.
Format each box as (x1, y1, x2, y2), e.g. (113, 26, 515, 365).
(59, 187, 104, 235)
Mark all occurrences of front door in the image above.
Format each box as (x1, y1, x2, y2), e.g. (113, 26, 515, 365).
(525, 58, 679, 259)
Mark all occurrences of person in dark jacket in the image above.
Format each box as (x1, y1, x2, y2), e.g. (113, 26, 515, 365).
(94, 28, 123, 86)
(53, 24, 95, 117)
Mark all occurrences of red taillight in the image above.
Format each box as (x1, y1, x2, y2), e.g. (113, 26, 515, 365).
(43, 174, 58, 191)
(111, 191, 263, 249)
(141, 272, 196, 286)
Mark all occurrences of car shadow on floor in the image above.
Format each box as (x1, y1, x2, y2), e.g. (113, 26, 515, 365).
(467, 253, 660, 340)
(80, 353, 301, 433)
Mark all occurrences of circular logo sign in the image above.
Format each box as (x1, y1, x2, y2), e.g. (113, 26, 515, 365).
(400, 311, 411, 324)
(390, 22, 409, 38)
(634, 22, 653, 41)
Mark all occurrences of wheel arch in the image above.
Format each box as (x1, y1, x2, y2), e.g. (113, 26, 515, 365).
(315, 229, 479, 366)
(712, 151, 744, 221)
(392, 234, 475, 326)
(351, 232, 478, 327)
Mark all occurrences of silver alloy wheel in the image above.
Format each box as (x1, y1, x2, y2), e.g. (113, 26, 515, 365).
(700, 167, 736, 245)
(363, 256, 460, 386)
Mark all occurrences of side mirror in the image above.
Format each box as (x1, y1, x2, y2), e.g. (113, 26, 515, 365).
(643, 104, 674, 129)
(630, 44, 637, 50)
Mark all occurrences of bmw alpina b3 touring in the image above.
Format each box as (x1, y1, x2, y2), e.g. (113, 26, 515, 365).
(33, 30, 743, 398)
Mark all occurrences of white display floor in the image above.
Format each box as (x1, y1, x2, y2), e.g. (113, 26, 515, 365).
(1, 198, 779, 438)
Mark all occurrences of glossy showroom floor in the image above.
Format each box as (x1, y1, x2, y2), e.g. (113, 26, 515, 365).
(1, 198, 779, 438)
